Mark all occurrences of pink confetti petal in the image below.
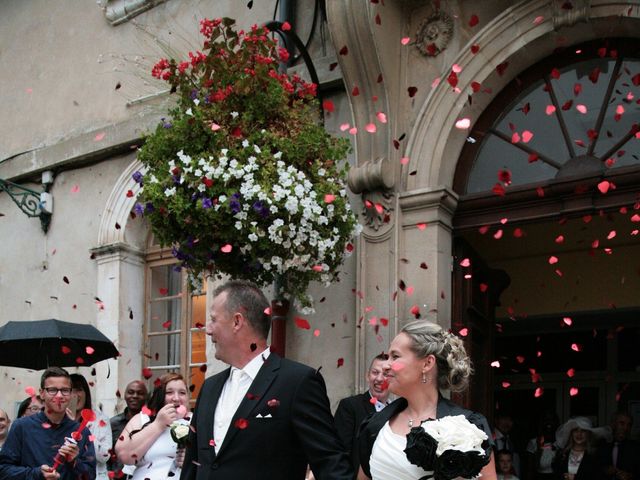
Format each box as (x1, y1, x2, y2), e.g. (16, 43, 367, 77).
(460, 258, 471, 267)
(70, 185, 80, 194)
(365, 123, 377, 133)
(491, 361, 500, 368)
(569, 387, 579, 396)
(220, 244, 233, 253)
(548, 256, 559, 264)
(534, 387, 544, 398)
(85, 346, 95, 355)
(458, 328, 468, 337)
(545, 105, 556, 115)
(576, 104, 587, 114)
(455, 118, 471, 129)
(452, 64, 462, 74)
(400, 157, 409, 165)
(339, 123, 350, 131)
(597, 180, 610, 194)
(400, 37, 411, 45)
(376, 112, 387, 123)
(522, 130, 534, 143)
(533, 15, 544, 24)
(567, 368, 575, 377)
(563, 317, 573, 326)
(324, 194, 336, 203)
(348, 127, 358, 135)
(94, 132, 106, 141)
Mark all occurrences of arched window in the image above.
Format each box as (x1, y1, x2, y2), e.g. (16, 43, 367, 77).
(456, 39, 640, 195)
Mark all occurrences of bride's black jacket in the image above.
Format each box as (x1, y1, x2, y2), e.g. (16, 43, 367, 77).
(357, 394, 493, 478)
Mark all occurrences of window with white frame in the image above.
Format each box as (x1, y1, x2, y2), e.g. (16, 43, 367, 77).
(145, 242, 207, 405)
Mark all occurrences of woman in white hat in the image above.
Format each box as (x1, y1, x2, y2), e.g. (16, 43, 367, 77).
(551, 417, 607, 480)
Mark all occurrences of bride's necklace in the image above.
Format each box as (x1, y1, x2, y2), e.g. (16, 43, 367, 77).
(407, 407, 436, 428)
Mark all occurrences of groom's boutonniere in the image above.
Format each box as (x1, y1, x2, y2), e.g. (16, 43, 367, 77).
(404, 414, 490, 480)
(170, 420, 190, 448)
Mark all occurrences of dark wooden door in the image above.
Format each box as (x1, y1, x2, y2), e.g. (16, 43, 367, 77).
(452, 237, 510, 422)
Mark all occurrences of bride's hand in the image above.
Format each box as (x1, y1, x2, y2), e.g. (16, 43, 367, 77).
(175, 447, 185, 468)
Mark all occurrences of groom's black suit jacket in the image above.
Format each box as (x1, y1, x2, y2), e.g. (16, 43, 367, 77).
(180, 353, 353, 480)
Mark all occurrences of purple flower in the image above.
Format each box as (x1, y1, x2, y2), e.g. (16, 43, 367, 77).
(161, 117, 173, 128)
(132, 171, 143, 184)
(230, 193, 242, 213)
(172, 175, 181, 184)
(133, 203, 144, 216)
(190, 89, 200, 100)
(202, 197, 213, 209)
(145, 202, 155, 212)
(252, 200, 269, 218)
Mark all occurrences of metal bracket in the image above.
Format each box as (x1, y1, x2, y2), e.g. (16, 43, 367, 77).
(0, 178, 52, 233)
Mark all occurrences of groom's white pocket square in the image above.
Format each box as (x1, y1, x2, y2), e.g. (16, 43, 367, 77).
(255, 413, 272, 418)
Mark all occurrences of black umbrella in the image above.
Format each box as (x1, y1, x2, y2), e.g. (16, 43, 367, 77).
(0, 319, 119, 370)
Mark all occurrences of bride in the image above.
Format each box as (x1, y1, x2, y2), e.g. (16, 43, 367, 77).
(357, 320, 497, 480)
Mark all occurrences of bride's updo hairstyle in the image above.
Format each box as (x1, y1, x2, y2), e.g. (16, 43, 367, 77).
(401, 320, 473, 392)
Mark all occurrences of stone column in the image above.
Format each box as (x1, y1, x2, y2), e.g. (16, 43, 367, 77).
(91, 243, 145, 416)
(398, 186, 458, 329)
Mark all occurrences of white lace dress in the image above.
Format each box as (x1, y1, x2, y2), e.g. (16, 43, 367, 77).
(370, 421, 432, 480)
(130, 414, 189, 480)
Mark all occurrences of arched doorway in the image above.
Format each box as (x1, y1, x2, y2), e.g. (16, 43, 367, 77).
(452, 37, 640, 444)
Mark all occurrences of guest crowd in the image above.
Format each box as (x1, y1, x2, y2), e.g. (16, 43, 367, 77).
(0, 280, 637, 480)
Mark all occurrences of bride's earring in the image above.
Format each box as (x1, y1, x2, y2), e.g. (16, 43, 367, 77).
(422, 372, 427, 383)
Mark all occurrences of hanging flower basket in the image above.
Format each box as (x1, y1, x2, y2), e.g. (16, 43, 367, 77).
(133, 17, 360, 309)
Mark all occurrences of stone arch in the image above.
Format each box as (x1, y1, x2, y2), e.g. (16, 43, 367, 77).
(96, 159, 145, 248)
(404, 0, 640, 192)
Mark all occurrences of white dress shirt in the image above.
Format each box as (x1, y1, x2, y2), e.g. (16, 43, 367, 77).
(213, 348, 270, 453)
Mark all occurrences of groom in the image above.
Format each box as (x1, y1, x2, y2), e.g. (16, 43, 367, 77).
(180, 280, 353, 480)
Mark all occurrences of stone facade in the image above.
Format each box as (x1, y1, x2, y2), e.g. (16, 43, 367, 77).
(1, 0, 639, 427)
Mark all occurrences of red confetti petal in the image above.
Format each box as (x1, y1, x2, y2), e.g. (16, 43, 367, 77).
(322, 100, 334, 112)
(61, 346, 71, 354)
(294, 317, 311, 330)
(337, 358, 344, 368)
(234, 418, 249, 429)
(142, 367, 153, 379)
(407, 86, 418, 97)
(469, 14, 479, 27)
(567, 368, 575, 377)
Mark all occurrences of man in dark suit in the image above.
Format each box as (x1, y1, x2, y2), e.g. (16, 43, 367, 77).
(597, 411, 640, 480)
(334, 353, 389, 473)
(180, 280, 353, 480)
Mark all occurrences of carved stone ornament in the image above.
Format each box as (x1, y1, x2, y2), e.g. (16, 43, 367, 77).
(361, 190, 394, 232)
(551, 0, 591, 30)
(415, 10, 454, 57)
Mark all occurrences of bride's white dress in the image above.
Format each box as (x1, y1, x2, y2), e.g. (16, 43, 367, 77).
(369, 421, 432, 480)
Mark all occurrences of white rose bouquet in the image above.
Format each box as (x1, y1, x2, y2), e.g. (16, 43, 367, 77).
(404, 415, 491, 480)
(170, 420, 191, 448)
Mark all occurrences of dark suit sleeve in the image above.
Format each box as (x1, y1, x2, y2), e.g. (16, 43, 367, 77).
(180, 386, 202, 480)
(334, 398, 356, 454)
(291, 368, 354, 480)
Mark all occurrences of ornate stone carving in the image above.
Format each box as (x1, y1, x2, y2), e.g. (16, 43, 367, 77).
(348, 157, 395, 194)
(415, 11, 454, 57)
(361, 190, 394, 232)
(552, 0, 591, 30)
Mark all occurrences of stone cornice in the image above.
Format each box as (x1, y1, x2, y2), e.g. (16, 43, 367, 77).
(90, 242, 145, 264)
(0, 114, 164, 183)
(99, 0, 170, 26)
